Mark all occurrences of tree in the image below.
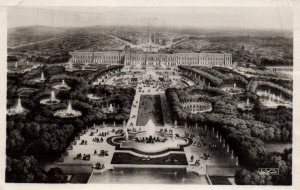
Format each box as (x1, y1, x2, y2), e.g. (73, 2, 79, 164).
(47, 167, 68, 183)
(235, 169, 272, 185)
(6, 156, 47, 183)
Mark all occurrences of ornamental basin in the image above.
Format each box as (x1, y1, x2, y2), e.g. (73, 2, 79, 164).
(110, 131, 191, 154)
(221, 83, 244, 95)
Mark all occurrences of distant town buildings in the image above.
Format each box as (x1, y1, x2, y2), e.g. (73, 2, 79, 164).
(70, 51, 232, 67)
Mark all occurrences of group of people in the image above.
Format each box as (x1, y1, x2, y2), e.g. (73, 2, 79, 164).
(80, 140, 88, 145)
(159, 128, 173, 134)
(134, 136, 167, 143)
(74, 153, 90, 161)
(92, 137, 104, 143)
(95, 162, 105, 170)
(209, 143, 218, 150)
(98, 131, 110, 137)
(94, 149, 109, 157)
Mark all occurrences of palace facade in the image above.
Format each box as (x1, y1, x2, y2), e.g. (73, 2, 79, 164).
(69, 51, 232, 67)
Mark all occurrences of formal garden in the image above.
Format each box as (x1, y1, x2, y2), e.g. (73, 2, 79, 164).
(6, 62, 293, 185)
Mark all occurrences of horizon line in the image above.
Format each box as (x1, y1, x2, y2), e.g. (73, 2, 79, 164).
(8, 24, 293, 33)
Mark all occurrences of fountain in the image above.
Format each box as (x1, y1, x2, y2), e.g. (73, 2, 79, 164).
(108, 103, 114, 112)
(53, 79, 71, 90)
(145, 119, 156, 137)
(172, 130, 175, 141)
(16, 98, 23, 113)
(102, 103, 115, 113)
(125, 128, 129, 141)
(32, 72, 46, 83)
(54, 101, 82, 118)
(66, 61, 77, 71)
(40, 90, 60, 105)
(109, 122, 191, 154)
(50, 91, 56, 102)
(7, 97, 28, 115)
(221, 82, 244, 94)
(87, 93, 101, 100)
(238, 97, 253, 110)
(66, 102, 73, 114)
(259, 89, 291, 108)
(41, 72, 45, 81)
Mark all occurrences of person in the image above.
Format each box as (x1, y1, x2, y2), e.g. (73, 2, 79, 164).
(94, 150, 97, 155)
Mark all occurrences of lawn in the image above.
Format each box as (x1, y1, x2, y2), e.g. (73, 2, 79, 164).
(136, 95, 164, 126)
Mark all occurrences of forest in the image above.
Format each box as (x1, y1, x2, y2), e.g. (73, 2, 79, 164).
(165, 85, 292, 185)
(6, 64, 135, 182)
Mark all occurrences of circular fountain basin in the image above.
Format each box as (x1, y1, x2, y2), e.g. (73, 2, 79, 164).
(40, 99, 61, 105)
(237, 102, 254, 110)
(52, 84, 71, 91)
(31, 78, 46, 83)
(256, 89, 292, 108)
(221, 84, 244, 95)
(7, 108, 28, 116)
(87, 94, 101, 100)
(54, 109, 82, 118)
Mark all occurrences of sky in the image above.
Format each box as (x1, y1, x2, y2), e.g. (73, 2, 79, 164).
(7, 6, 293, 30)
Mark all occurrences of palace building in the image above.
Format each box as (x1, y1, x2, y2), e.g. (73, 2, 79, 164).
(69, 51, 232, 67)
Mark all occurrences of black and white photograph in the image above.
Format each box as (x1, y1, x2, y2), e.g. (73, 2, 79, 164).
(2, 1, 296, 187)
